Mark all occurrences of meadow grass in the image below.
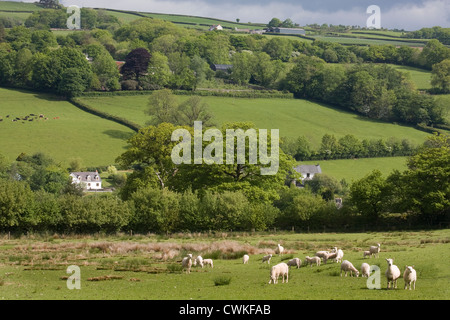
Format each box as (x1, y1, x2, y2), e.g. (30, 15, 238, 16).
(0, 88, 134, 167)
(79, 95, 430, 147)
(301, 157, 408, 182)
(0, 230, 448, 300)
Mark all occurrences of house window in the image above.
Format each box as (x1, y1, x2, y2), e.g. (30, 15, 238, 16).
(88, 183, 91, 187)
(307, 173, 310, 178)
(96, 183, 99, 187)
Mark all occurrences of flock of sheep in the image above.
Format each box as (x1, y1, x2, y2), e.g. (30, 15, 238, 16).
(180, 242, 417, 290)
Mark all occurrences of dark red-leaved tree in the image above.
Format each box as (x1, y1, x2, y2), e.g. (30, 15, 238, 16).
(121, 48, 151, 81)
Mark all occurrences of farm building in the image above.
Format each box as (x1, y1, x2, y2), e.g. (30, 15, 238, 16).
(271, 27, 306, 35)
(209, 24, 223, 31)
(70, 172, 102, 190)
(211, 64, 233, 72)
(294, 164, 322, 180)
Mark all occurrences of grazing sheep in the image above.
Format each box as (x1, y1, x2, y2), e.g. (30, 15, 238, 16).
(323, 252, 337, 264)
(340, 260, 360, 277)
(403, 266, 417, 290)
(182, 254, 193, 274)
(193, 255, 203, 268)
(243, 254, 249, 264)
(203, 258, 213, 268)
(305, 256, 321, 267)
(361, 263, 371, 277)
(315, 251, 329, 261)
(335, 249, 344, 263)
(385, 258, 401, 289)
(275, 244, 284, 256)
(369, 244, 381, 258)
(269, 263, 289, 284)
(363, 251, 371, 258)
(287, 258, 301, 269)
(262, 254, 272, 264)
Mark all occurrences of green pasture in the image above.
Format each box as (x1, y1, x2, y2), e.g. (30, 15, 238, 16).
(79, 95, 430, 147)
(0, 230, 448, 300)
(301, 157, 408, 183)
(0, 1, 42, 12)
(392, 65, 433, 90)
(0, 88, 134, 167)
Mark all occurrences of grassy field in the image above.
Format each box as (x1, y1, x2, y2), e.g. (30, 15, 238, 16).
(0, 88, 134, 167)
(0, 230, 448, 300)
(79, 95, 431, 147)
(301, 157, 408, 183)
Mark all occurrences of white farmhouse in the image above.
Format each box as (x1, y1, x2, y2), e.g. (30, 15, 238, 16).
(70, 172, 102, 190)
(294, 164, 322, 181)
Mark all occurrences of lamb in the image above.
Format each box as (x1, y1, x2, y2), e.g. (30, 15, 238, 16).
(203, 258, 213, 268)
(361, 263, 371, 277)
(323, 252, 337, 264)
(193, 255, 203, 268)
(262, 254, 272, 264)
(268, 263, 289, 284)
(315, 251, 329, 260)
(340, 260, 359, 277)
(275, 244, 284, 256)
(305, 256, 321, 267)
(363, 251, 371, 258)
(287, 258, 301, 269)
(243, 254, 249, 264)
(335, 249, 344, 263)
(385, 258, 401, 289)
(369, 243, 381, 258)
(403, 266, 417, 290)
(182, 254, 193, 274)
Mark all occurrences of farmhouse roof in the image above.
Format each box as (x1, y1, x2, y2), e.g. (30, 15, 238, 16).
(294, 164, 322, 175)
(70, 172, 102, 183)
(211, 64, 233, 71)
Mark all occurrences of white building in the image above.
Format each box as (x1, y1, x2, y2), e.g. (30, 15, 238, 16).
(70, 172, 102, 190)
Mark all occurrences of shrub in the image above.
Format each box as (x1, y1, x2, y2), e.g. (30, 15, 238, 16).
(213, 276, 232, 286)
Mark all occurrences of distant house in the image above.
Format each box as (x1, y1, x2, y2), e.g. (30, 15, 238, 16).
(295, 164, 322, 180)
(210, 64, 233, 72)
(290, 164, 322, 187)
(209, 24, 223, 31)
(70, 172, 102, 191)
(272, 27, 306, 35)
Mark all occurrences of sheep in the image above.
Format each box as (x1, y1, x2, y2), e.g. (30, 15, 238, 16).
(403, 266, 417, 290)
(203, 258, 213, 268)
(287, 258, 301, 269)
(385, 258, 401, 289)
(275, 244, 284, 256)
(340, 260, 360, 277)
(323, 252, 337, 264)
(193, 255, 203, 268)
(305, 256, 321, 267)
(315, 251, 329, 261)
(182, 254, 193, 274)
(361, 263, 371, 278)
(363, 251, 371, 258)
(262, 254, 272, 264)
(243, 254, 249, 264)
(268, 263, 289, 284)
(369, 243, 381, 258)
(335, 249, 344, 263)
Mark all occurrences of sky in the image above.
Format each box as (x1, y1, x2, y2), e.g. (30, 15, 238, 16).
(15, 0, 450, 30)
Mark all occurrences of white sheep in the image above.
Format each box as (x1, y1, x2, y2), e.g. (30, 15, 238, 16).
(361, 262, 371, 277)
(369, 243, 381, 258)
(243, 254, 249, 264)
(268, 263, 289, 284)
(315, 251, 329, 261)
(275, 244, 284, 256)
(385, 258, 401, 289)
(287, 258, 301, 269)
(203, 258, 214, 268)
(323, 252, 337, 264)
(340, 260, 360, 277)
(182, 254, 193, 274)
(262, 254, 272, 264)
(305, 256, 321, 267)
(193, 255, 203, 268)
(335, 249, 344, 263)
(363, 251, 371, 259)
(403, 266, 417, 290)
